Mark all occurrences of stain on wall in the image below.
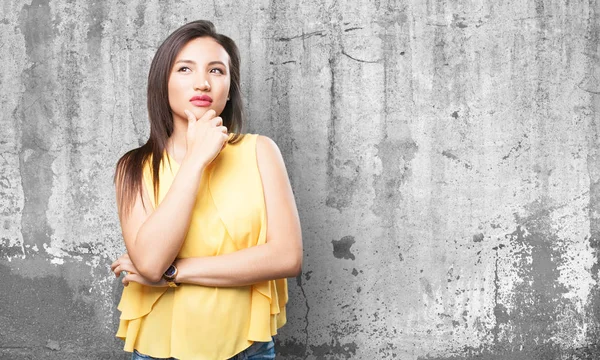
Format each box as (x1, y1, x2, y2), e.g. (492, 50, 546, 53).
(1, 0, 600, 359)
(332, 235, 356, 260)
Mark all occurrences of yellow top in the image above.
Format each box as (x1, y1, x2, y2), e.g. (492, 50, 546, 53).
(116, 134, 288, 360)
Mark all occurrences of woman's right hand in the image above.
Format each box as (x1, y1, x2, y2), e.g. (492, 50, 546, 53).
(111, 253, 167, 288)
(184, 109, 229, 169)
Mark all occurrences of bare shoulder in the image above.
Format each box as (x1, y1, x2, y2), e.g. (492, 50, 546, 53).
(256, 134, 278, 151)
(255, 135, 288, 175)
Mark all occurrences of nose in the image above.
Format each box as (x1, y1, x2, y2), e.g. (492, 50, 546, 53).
(194, 78, 211, 92)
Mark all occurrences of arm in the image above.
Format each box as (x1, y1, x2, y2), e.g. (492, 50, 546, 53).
(173, 135, 303, 287)
(116, 110, 228, 282)
(116, 160, 202, 282)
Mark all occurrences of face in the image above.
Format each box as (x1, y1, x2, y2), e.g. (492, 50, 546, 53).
(168, 37, 231, 123)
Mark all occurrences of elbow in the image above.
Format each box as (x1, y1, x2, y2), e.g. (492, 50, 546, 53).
(289, 263, 302, 278)
(286, 253, 303, 278)
(147, 271, 164, 284)
(288, 241, 303, 277)
(136, 262, 164, 283)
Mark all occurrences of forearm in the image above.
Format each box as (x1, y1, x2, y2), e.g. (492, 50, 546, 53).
(131, 159, 204, 281)
(174, 242, 302, 287)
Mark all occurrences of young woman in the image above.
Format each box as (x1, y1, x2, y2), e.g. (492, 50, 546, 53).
(110, 20, 302, 360)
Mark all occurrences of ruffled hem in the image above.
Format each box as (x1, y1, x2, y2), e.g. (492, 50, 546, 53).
(247, 279, 288, 341)
(117, 282, 169, 320)
(116, 283, 169, 352)
(116, 280, 288, 355)
(116, 317, 141, 352)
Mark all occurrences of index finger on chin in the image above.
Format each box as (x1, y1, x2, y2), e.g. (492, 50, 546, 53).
(184, 109, 197, 124)
(200, 109, 217, 122)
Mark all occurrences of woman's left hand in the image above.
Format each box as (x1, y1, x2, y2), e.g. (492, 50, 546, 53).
(110, 253, 167, 287)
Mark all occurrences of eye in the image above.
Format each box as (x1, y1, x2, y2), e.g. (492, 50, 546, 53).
(178, 66, 191, 73)
(209, 68, 225, 75)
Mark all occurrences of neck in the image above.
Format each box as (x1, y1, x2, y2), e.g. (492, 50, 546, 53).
(167, 115, 188, 163)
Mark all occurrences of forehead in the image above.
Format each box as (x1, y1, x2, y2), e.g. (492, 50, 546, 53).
(175, 37, 229, 66)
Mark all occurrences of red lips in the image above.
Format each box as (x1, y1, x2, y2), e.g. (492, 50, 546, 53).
(190, 95, 213, 107)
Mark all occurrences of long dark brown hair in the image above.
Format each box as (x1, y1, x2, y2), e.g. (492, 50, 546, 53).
(115, 20, 245, 216)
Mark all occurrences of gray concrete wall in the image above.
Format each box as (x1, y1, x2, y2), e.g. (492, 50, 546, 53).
(1, 0, 599, 359)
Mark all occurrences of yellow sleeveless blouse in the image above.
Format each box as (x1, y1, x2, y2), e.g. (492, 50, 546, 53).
(116, 134, 288, 360)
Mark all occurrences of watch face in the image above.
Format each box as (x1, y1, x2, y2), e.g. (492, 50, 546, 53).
(165, 265, 177, 277)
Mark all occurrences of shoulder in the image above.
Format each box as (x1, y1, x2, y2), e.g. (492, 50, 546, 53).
(255, 135, 288, 177)
(224, 134, 286, 170)
(255, 135, 283, 161)
(255, 134, 280, 153)
(228, 134, 282, 159)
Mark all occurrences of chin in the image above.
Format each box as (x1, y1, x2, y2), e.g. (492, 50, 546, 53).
(190, 107, 211, 117)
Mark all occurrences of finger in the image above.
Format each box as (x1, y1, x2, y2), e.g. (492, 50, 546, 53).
(111, 260, 123, 273)
(123, 273, 137, 287)
(117, 261, 135, 274)
(184, 109, 197, 125)
(199, 109, 217, 122)
(113, 265, 123, 277)
(210, 116, 223, 127)
(114, 265, 128, 278)
(219, 126, 228, 134)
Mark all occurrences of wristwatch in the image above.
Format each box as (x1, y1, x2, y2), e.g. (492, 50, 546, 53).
(163, 264, 180, 288)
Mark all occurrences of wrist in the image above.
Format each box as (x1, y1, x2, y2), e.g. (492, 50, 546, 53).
(181, 155, 207, 173)
(163, 263, 180, 288)
(173, 258, 184, 284)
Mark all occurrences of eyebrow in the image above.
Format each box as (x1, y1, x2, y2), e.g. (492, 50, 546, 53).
(174, 59, 227, 67)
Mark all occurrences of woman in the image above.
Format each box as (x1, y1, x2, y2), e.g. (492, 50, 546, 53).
(110, 20, 302, 360)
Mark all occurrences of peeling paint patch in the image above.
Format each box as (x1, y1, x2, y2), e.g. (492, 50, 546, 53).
(50, 257, 64, 265)
(324, 44, 360, 212)
(18, 0, 58, 254)
(583, 0, 600, 352)
(310, 340, 358, 359)
(417, 344, 600, 359)
(442, 150, 473, 170)
(332, 236, 356, 260)
(275, 338, 306, 358)
(325, 158, 360, 211)
(0, 262, 116, 351)
(503, 218, 570, 347)
(420, 277, 434, 300)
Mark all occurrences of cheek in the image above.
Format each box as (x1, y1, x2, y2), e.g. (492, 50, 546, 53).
(168, 78, 186, 105)
(219, 82, 231, 102)
(219, 79, 231, 99)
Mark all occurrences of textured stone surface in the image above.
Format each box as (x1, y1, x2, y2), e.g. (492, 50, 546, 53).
(1, 0, 600, 359)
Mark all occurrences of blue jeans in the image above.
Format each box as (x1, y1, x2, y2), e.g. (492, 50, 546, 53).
(131, 339, 275, 360)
